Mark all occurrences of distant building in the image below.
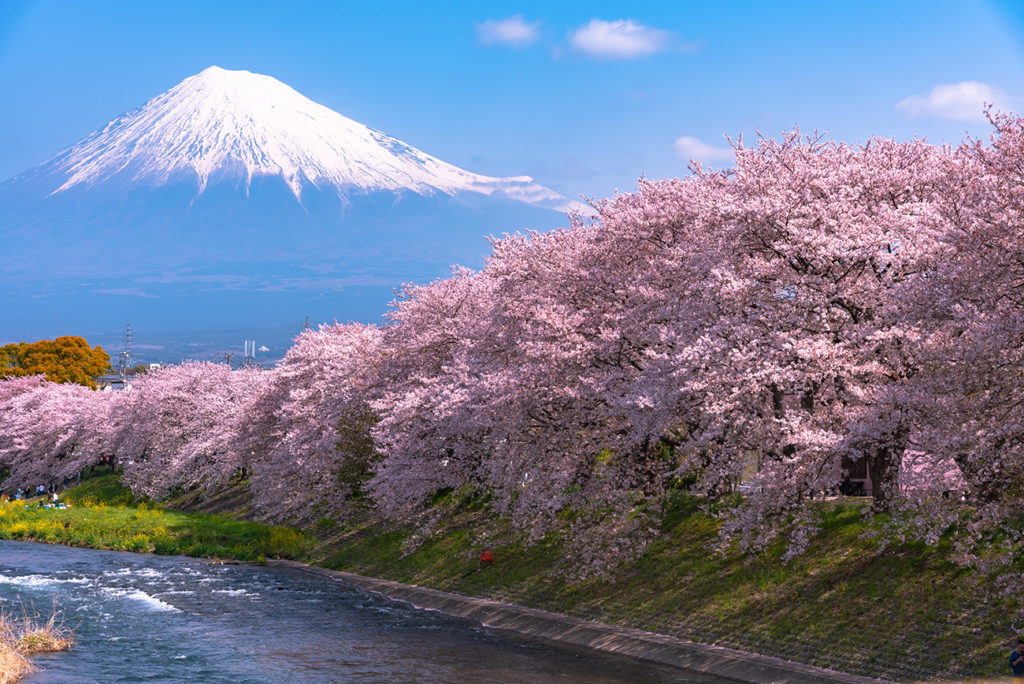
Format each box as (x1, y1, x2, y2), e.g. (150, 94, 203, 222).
(96, 374, 131, 392)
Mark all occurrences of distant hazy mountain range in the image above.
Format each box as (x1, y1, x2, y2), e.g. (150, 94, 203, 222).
(0, 66, 578, 358)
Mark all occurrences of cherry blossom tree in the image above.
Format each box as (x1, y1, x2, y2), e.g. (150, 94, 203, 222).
(242, 323, 384, 523)
(882, 110, 1024, 561)
(370, 180, 741, 566)
(704, 131, 954, 558)
(0, 377, 113, 489)
(370, 127, 960, 560)
(114, 362, 270, 499)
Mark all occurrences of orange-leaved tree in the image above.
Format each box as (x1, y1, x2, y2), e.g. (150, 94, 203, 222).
(0, 337, 110, 388)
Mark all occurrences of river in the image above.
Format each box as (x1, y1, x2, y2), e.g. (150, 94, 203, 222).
(0, 540, 729, 683)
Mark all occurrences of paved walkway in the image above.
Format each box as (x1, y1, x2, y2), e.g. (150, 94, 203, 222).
(270, 560, 893, 684)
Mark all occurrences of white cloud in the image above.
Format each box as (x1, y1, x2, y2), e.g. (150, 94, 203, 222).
(674, 136, 733, 164)
(571, 19, 670, 59)
(896, 81, 1007, 121)
(475, 15, 540, 47)
(94, 288, 157, 299)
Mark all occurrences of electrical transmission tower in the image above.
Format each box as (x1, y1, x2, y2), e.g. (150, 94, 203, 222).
(118, 324, 134, 379)
(243, 340, 256, 368)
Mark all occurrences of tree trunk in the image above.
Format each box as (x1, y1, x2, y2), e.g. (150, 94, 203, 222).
(868, 443, 902, 511)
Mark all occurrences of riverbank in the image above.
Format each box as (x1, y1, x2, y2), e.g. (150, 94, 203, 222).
(0, 475, 1014, 682)
(306, 497, 1008, 682)
(273, 559, 886, 684)
(0, 478, 307, 561)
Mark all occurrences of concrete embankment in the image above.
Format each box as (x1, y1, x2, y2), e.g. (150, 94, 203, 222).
(270, 560, 891, 684)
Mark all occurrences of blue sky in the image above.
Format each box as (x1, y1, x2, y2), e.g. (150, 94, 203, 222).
(2, 1, 1024, 204)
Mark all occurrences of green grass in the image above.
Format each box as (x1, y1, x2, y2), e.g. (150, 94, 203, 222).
(0, 476, 308, 562)
(62, 471, 139, 507)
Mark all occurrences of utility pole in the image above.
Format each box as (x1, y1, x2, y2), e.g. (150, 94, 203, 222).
(118, 324, 134, 379)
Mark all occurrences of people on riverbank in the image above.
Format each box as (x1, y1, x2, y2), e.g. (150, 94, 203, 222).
(1010, 638, 1024, 682)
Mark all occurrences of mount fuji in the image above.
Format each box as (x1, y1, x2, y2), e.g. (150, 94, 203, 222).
(0, 66, 581, 354)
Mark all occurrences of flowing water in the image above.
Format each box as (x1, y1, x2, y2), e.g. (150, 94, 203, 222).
(0, 540, 728, 683)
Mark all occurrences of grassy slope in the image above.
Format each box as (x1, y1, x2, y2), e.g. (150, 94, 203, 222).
(310, 497, 1004, 683)
(0, 475, 1010, 681)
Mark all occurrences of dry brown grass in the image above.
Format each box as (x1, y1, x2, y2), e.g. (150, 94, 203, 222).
(0, 607, 75, 683)
(0, 639, 34, 684)
(17, 619, 75, 654)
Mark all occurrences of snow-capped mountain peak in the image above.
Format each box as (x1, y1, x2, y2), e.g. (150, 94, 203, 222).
(0, 66, 585, 345)
(39, 66, 580, 211)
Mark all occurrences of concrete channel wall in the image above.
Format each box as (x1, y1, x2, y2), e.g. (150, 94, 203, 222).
(270, 560, 891, 684)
